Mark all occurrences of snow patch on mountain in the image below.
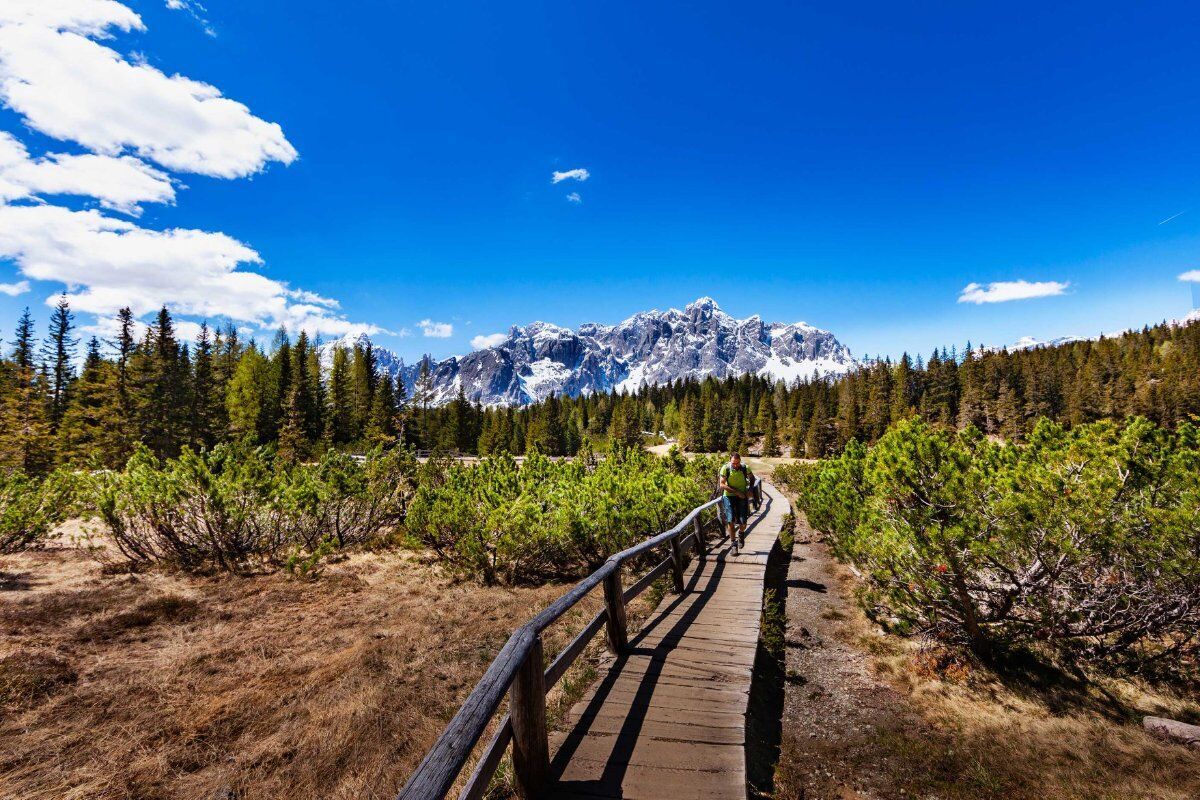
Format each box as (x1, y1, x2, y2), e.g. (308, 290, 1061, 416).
(321, 298, 857, 407)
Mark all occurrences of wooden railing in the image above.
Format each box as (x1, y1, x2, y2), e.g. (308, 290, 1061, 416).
(397, 478, 761, 800)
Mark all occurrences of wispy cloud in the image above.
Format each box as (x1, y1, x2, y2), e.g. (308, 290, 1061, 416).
(0, 280, 29, 296)
(566, 191, 581, 203)
(958, 280, 1069, 304)
(1159, 210, 1188, 226)
(419, 319, 453, 338)
(471, 332, 507, 349)
(551, 168, 589, 184)
(1179, 270, 1200, 283)
(165, 0, 216, 37)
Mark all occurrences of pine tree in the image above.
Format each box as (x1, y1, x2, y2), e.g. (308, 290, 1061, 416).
(189, 323, 220, 450)
(0, 309, 53, 474)
(762, 410, 780, 456)
(226, 346, 272, 442)
(326, 344, 354, 445)
(131, 307, 189, 458)
(58, 338, 123, 466)
(364, 374, 399, 447)
(41, 293, 77, 434)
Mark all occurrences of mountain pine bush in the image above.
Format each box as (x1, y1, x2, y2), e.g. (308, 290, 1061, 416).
(88, 444, 415, 572)
(405, 445, 723, 584)
(0, 468, 74, 553)
(796, 417, 1200, 677)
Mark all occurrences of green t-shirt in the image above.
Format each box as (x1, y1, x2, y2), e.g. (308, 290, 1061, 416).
(720, 462, 750, 496)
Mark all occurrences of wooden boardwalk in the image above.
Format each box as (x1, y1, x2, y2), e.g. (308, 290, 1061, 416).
(547, 483, 787, 799)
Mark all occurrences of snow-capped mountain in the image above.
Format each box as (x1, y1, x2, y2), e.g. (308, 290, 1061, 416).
(319, 298, 856, 406)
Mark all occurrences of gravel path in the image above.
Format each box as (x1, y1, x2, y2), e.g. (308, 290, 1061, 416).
(776, 514, 930, 800)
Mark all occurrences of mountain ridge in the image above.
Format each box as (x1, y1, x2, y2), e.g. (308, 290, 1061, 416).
(319, 298, 856, 406)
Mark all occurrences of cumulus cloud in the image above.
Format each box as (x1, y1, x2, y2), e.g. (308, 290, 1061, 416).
(566, 191, 581, 203)
(0, 0, 143, 36)
(419, 319, 453, 338)
(0, 2, 379, 339)
(1178, 270, 1200, 282)
(0, 203, 380, 336)
(958, 280, 1069, 304)
(471, 332, 507, 350)
(0, 131, 175, 215)
(551, 167, 589, 184)
(0, 8, 296, 178)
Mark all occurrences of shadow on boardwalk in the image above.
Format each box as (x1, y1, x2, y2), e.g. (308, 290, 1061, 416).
(548, 488, 788, 800)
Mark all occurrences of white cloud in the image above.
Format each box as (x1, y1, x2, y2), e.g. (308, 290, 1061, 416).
(471, 332, 507, 349)
(566, 191, 581, 203)
(0, 0, 143, 36)
(0, 279, 29, 296)
(1178, 270, 1200, 283)
(958, 280, 1069, 304)
(0, 203, 382, 337)
(0, 3, 379, 340)
(419, 319, 453, 338)
(0, 12, 296, 178)
(164, 0, 215, 38)
(0, 131, 174, 215)
(551, 168, 589, 184)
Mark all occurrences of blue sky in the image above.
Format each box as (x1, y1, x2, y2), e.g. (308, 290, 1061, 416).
(0, 1, 1198, 361)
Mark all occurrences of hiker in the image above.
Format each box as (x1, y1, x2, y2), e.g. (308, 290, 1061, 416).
(718, 452, 754, 548)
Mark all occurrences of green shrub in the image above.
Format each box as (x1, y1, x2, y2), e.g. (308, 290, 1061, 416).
(799, 416, 1200, 676)
(87, 443, 416, 572)
(406, 446, 723, 584)
(0, 468, 74, 553)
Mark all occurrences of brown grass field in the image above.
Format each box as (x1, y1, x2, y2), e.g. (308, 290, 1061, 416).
(0, 525, 637, 800)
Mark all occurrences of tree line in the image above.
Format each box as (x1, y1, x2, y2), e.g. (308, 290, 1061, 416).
(2, 298, 410, 474)
(4, 298, 1198, 474)
(481, 314, 1200, 456)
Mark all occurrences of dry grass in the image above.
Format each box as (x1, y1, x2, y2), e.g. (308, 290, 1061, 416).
(0, 533, 620, 800)
(777, 557, 1200, 800)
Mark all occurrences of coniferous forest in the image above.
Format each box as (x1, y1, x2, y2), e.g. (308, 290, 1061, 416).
(2, 299, 1199, 474)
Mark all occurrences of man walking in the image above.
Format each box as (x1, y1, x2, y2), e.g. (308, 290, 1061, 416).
(718, 451, 754, 551)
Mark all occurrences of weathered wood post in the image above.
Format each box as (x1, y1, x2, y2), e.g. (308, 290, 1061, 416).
(509, 636, 549, 799)
(668, 532, 685, 593)
(602, 566, 628, 654)
(693, 514, 706, 563)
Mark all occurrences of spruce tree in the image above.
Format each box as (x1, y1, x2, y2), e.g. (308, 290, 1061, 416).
(326, 345, 354, 445)
(0, 309, 53, 474)
(41, 293, 77, 434)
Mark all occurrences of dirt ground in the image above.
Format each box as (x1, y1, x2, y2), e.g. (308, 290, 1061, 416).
(774, 512, 1200, 800)
(0, 526, 641, 800)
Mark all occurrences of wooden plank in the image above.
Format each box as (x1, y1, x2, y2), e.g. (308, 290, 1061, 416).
(547, 481, 785, 800)
(546, 610, 608, 687)
(602, 569, 628, 655)
(510, 637, 550, 798)
(622, 556, 671, 602)
(457, 717, 511, 800)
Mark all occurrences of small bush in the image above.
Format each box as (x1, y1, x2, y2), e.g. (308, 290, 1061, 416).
(0, 468, 74, 553)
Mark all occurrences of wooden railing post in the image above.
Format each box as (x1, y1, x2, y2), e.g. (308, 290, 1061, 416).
(602, 567, 628, 654)
(693, 515, 706, 563)
(668, 533, 685, 593)
(509, 636, 549, 799)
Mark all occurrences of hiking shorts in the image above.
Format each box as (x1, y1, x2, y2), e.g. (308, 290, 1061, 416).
(722, 495, 749, 525)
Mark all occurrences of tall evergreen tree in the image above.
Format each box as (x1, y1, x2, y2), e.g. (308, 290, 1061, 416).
(41, 294, 77, 434)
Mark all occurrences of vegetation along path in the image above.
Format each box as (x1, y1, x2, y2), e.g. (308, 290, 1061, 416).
(546, 483, 789, 799)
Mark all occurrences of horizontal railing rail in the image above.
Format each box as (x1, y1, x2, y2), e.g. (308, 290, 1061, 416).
(397, 477, 761, 800)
